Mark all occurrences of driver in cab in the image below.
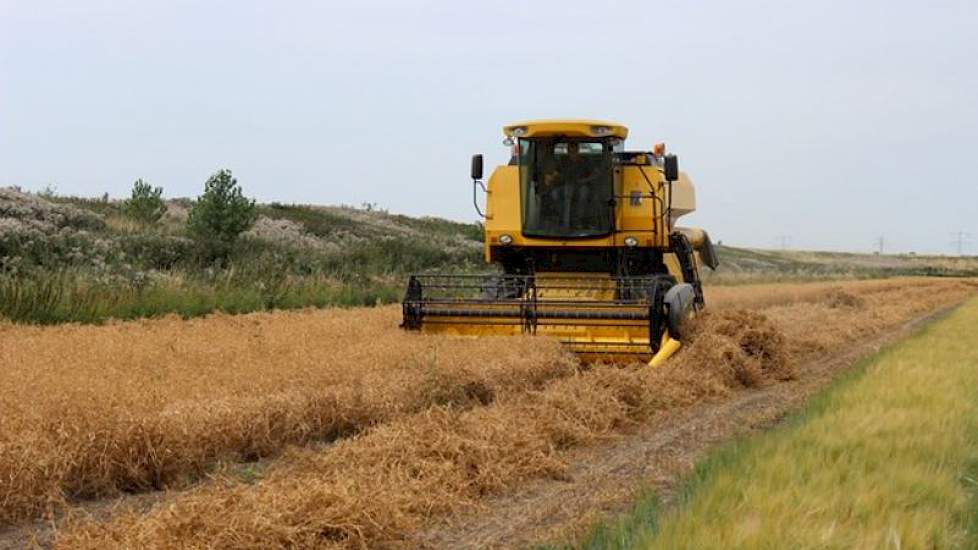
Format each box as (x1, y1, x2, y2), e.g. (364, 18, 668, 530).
(536, 142, 599, 230)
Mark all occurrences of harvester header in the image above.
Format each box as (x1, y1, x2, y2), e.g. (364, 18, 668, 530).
(402, 119, 718, 365)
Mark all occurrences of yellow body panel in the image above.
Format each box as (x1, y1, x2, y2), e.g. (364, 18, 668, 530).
(617, 162, 667, 241)
(483, 162, 672, 261)
(503, 119, 628, 139)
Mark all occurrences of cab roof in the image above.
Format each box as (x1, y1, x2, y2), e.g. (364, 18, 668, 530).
(503, 119, 628, 140)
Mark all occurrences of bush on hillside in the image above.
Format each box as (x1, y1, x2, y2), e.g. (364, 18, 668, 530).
(124, 179, 167, 227)
(0, 187, 105, 232)
(119, 233, 195, 270)
(187, 170, 257, 257)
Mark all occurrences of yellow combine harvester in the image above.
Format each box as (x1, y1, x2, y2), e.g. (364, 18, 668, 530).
(402, 119, 718, 365)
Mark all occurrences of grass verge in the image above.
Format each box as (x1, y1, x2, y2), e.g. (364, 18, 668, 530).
(0, 272, 401, 324)
(571, 297, 978, 549)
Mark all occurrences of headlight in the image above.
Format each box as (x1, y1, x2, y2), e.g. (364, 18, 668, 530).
(591, 125, 612, 136)
(624, 236, 639, 247)
(499, 234, 514, 245)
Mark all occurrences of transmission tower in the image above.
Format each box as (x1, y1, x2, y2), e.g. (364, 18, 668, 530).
(950, 230, 972, 256)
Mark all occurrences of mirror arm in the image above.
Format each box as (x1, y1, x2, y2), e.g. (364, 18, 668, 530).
(667, 180, 673, 231)
(472, 179, 490, 219)
(661, 154, 679, 231)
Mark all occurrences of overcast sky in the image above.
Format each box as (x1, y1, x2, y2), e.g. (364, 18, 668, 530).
(2, 0, 976, 254)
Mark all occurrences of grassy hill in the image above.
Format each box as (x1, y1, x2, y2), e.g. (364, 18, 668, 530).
(2, 186, 975, 323)
(0, 187, 481, 323)
(704, 245, 978, 283)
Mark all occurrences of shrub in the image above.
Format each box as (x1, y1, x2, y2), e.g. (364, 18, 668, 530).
(0, 218, 114, 270)
(258, 204, 360, 238)
(0, 187, 105, 232)
(187, 170, 257, 257)
(119, 233, 195, 270)
(124, 179, 167, 227)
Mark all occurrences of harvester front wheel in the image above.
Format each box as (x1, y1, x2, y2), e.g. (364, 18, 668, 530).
(664, 283, 697, 339)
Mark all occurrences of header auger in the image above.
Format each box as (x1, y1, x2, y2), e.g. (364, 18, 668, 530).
(401, 119, 718, 366)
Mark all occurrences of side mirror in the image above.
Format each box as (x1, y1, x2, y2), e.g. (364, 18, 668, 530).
(663, 154, 679, 182)
(471, 154, 484, 180)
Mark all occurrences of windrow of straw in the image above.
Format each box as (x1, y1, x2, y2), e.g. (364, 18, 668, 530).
(703, 276, 930, 311)
(0, 307, 578, 525)
(54, 317, 789, 550)
(53, 279, 978, 549)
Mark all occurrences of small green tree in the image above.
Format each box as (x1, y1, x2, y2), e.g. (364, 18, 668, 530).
(124, 179, 167, 227)
(187, 169, 257, 254)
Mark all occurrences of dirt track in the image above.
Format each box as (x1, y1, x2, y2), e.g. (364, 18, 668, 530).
(414, 303, 957, 549)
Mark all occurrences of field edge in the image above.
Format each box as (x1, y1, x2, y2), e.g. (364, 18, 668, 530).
(558, 297, 978, 549)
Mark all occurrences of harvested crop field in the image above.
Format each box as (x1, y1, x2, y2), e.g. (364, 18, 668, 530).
(0, 310, 577, 525)
(1, 277, 976, 549)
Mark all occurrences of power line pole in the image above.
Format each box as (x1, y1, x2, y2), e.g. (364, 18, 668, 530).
(775, 235, 791, 250)
(950, 230, 971, 256)
(874, 235, 885, 255)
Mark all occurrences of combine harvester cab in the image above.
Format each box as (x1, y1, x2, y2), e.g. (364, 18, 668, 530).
(402, 120, 718, 366)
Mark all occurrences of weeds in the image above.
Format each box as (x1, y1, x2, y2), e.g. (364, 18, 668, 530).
(0, 270, 402, 324)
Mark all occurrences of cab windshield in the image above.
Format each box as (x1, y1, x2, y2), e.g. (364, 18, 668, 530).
(519, 138, 614, 238)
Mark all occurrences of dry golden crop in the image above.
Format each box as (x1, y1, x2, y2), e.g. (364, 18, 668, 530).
(51, 278, 978, 549)
(0, 307, 578, 525)
(703, 277, 925, 311)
